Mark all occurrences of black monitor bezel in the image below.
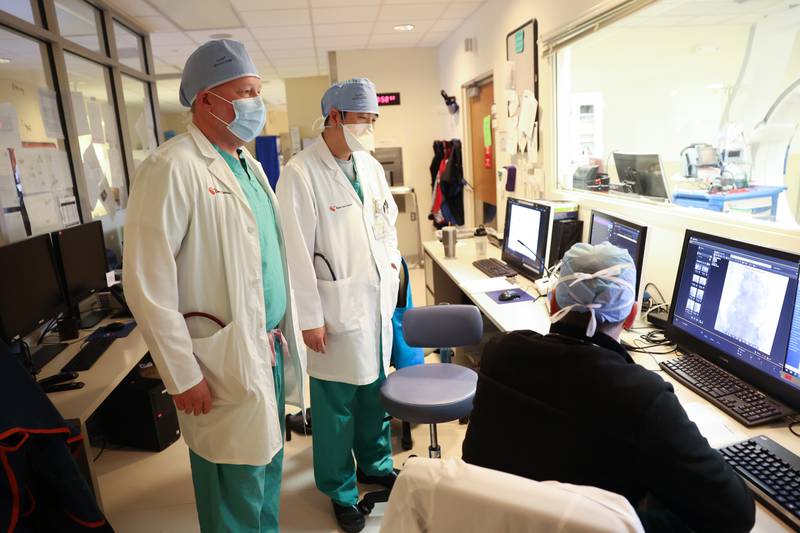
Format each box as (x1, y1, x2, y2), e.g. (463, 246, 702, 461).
(0, 234, 67, 343)
(588, 209, 648, 297)
(51, 220, 108, 307)
(501, 197, 551, 280)
(666, 229, 800, 411)
(612, 152, 669, 200)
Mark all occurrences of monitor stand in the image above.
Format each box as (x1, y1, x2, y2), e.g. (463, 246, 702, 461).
(32, 343, 68, 372)
(80, 309, 110, 329)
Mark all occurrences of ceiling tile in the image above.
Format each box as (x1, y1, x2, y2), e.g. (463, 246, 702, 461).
(110, 0, 159, 17)
(371, 19, 434, 34)
(135, 16, 180, 32)
(417, 30, 450, 46)
(430, 18, 464, 32)
(185, 27, 255, 43)
(383, 0, 449, 3)
(231, 0, 305, 9)
(311, 0, 381, 5)
(152, 43, 199, 57)
(240, 9, 311, 27)
(267, 49, 317, 58)
(368, 32, 421, 46)
(378, 4, 446, 20)
(157, 0, 242, 30)
(258, 38, 317, 51)
(442, 2, 481, 18)
(315, 34, 369, 47)
(313, 22, 366, 36)
(249, 25, 313, 39)
(154, 59, 181, 74)
(311, 6, 380, 23)
(149, 31, 195, 46)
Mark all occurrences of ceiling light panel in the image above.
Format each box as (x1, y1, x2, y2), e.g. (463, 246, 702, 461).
(374, 20, 433, 33)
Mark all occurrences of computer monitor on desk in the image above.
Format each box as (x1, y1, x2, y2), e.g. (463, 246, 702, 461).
(612, 152, 670, 201)
(501, 198, 551, 280)
(589, 211, 647, 297)
(52, 221, 110, 328)
(667, 230, 800, 411)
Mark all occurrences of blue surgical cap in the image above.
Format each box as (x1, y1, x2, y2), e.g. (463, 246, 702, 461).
(554, 242, 637, 327)
(321, 78, 379, 117)
(179, 40, 260, 108)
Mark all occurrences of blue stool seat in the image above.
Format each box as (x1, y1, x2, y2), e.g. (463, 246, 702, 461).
(380, 363, 478, 424)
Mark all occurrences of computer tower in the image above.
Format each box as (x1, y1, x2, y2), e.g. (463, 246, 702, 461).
(97, 373, 180, 452)
(548, 219, 584, 268)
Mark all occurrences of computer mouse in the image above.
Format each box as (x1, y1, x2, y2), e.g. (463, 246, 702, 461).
(499, 290, 521, 302)
(105, 322, 126, 332)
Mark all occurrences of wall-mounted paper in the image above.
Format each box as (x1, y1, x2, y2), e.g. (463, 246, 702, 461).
(505, 90, 519, 117)
(15, 148, 51, 194)
(0, 149, 12, 177)
(102, 104, 119, 146)
(1, 211, 26, 242)
(38, 88, 64, 140)
(87, 98, 105, 143)
(82, 144, 104, 206)
(98, 184, 117, 218)
(58, 195, 80, 227)
(70, 92, 91, 136)
(24, 192, 60, 234)
(517, 90, 537, 153)
(504, 61, 515, 90)
(51, 151, 73, 190)
(0, 103, 22, 148)
(107, 146, 126, 187)
(0, 186, 18, 208)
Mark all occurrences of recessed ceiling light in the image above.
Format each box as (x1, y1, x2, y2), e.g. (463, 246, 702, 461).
(393, 24, 415, 32)
(209, 33, 233, 39)
(0, 58, 11, 64)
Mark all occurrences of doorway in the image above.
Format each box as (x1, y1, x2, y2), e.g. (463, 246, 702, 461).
(468, 78, 496, 229)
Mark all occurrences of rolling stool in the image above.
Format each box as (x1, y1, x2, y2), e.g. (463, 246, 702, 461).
(358, 305, 482, 514)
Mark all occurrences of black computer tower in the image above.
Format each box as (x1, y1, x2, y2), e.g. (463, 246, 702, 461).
(97, 374, 180, 452)
(548, 219, 584, 268)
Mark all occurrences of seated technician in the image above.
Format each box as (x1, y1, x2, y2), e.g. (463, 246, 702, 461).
(462, 242, 755, 533)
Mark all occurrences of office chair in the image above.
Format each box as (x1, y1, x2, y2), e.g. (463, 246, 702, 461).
(358, 304, 481, 515)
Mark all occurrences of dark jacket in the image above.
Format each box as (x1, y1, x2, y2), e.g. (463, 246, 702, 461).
(462, 323, 755, 533)
(1, 344, 113, 532)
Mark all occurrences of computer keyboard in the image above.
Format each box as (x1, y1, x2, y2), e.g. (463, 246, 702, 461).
(660, 355, 793, 427)
(719, 435, 800, 529)
(61, 337, 115, 372)
(472, 258, 517, 278)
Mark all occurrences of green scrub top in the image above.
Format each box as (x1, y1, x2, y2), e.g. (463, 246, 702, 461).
(214, 145, 287, 330)
(335, 156, 363, 202)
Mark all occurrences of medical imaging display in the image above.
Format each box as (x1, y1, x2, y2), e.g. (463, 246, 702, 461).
(714, 262, 789, 354)
(671, 234, 800, 391)
(501, 198, 550, 277)
(589, 211, 646, 294)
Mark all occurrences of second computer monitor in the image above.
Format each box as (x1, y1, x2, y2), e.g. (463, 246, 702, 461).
(589, 210, 647, 296)
(612, 152, 670, 200)
(501, 198, 551, 279)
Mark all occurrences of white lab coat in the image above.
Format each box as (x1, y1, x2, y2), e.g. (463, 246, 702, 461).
(277, 138, 401, 385)
(381, 458, 645, 533)
(123, 123, 306, 466)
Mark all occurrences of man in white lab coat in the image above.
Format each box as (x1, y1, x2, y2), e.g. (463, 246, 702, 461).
(277, 78, 401, 533)
(123, 40, 305, 532)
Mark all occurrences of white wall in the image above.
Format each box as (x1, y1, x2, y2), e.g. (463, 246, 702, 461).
(336, 47, 444, 243)
(437, 0, 800, 304)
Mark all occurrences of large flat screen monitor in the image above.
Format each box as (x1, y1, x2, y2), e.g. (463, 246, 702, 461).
(589, 210, 647, 297)
(612, 152, 670, 201)
(667, 230, 800, 411)
(501, 198, 551, 279)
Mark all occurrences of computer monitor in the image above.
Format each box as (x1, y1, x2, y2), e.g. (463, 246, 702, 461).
(0, 235, 66, 343)
(667, 230, 800, 411)
(612, 152, 670, 200)
(501, 198, 552, 279)
(589, 210, 647, 296)
(52, 221, 109, 328)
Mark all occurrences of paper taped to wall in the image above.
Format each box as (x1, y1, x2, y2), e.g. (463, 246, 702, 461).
(70, 92, 91, 137)
(0, 103, 22, 148)
(87, 98, 105, 143)
(24, 192, 60, 234)
(58, 195, 80, 227)
(38, 88, 64, 140)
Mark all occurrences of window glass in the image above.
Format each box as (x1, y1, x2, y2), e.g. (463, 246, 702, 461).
(556, 0, 800, 226)
(121, 74, 157, 171)
(54, 0, 105, 54)
(113, 20, 145, 72)
(0, 26, 76, 241)
(63, 52, 127, 219)
(1, 1, 37, 25)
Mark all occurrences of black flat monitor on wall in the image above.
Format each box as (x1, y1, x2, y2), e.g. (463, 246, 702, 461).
(0, 235, 66, 343)
(588, 210, 648, 297)
(667, 230, 800, 412)
(52, 221, 109, 328)
(612, 152, 670, 201)
(501, 197, 551, 279)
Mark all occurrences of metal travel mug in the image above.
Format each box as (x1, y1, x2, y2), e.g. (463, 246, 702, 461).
(443, 226, 457, 258)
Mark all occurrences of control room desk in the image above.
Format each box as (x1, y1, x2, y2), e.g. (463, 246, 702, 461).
(37, 321, 149, 511)
(423, 239, 799, 532)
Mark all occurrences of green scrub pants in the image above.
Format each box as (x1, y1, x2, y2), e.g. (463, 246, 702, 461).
(310, 362, 394, 506)
(189, 341, 285, 533)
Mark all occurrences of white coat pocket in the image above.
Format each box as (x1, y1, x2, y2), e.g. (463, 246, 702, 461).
(191, 321, 251, 403)
(317, 277, 367, 334)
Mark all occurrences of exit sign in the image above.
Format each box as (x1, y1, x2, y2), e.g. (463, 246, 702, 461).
(377, 92, 401, 106)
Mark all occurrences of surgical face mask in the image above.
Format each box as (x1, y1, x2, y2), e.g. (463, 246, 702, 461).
(548, 263, 635, 337)
(208, 92, 266, 142)
(342, 123, 375, 152)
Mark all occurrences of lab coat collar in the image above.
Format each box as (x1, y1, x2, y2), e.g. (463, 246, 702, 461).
(313, 135, 364, 206)
(187, 123, 250, 208)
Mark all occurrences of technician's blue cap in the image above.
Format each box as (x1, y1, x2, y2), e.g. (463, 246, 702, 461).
(321, 78, 379, 117)
(555, 242, 637, 326)
(179, 40, 260, 108)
